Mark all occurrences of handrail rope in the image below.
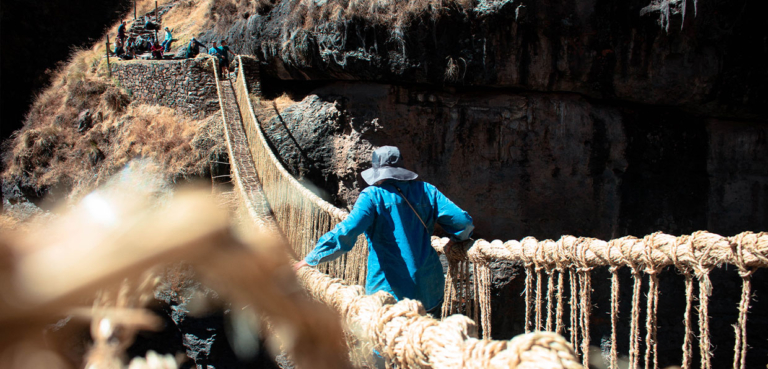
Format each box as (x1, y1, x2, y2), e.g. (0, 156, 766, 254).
(432, 232, 768, 270)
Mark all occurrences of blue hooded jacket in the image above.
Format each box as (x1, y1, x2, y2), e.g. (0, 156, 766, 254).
(304, 179, 474, 311)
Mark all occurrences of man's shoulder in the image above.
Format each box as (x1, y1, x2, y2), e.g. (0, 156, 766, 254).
(406, 180, 438, 194)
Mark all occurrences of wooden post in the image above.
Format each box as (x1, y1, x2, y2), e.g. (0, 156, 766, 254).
(105, 38, 111, 77)
(134, 0, 137, 20)
(154, 1, 159, 48)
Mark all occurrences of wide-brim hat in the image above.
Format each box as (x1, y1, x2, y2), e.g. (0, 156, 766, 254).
(361, 146, 418, 185)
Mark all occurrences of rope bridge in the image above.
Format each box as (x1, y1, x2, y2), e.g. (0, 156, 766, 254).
(210, 55, 582, 368)
(219, 55, 767, 369)
(232, 57, 369, 286)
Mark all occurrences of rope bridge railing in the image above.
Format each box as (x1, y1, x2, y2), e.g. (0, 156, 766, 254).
(229, 55, 767, 369)
(215, 56, 584, 369)
(433, 231, 768, 369)
(232, 56, 368, 285)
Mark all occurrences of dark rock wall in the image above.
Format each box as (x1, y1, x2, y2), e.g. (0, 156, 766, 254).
(707, 120, 768, 234)
(263, 82, 767, 240)
(110, 58, 220, 119)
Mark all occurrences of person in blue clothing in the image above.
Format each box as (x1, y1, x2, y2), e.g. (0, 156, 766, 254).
(216, 39, 233, 78)
(117, 20, 126, 44)
(293, 146, 474, 316)
(208, 41, 220, 59)
(161, 27, 173, 52)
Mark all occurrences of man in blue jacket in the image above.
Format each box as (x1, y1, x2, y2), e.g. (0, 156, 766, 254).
(294, 146, 474, 315)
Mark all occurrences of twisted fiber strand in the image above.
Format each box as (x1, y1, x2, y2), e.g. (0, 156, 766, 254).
(555, 270, 565, 335)
(618, 238, 645, 369)
(540, 239, 558, 332)
(472, 263, 479, 324)
(732, 275, 752, 369)
(573, 237, 593, 368)
(441, 241, 468, 318)
(569, 267, 578, 353)
(517, 237, 537, 335)
(605, 237, 622, 369)
(479, 262, 492, 338)
(692, 232, 719, 369)
(577, 271, 590, 367)
(644, 273, 660, 369)
(609, 267, 619, 369)
(462, 261, 472, 321)
(730, 232, 764, 369)
(524, 264, 534, 334)
(697, 272, 712, 369)
(681, 272, 695, 369)
(296, 266, 584, 369)
(546, 267, 555, 332)
(534, 240, 547, 331)
(643, 233, 663, 369)
(554, 239, 568, 336)
(629, 270, 643, 369)
(536, 267, 544, 331)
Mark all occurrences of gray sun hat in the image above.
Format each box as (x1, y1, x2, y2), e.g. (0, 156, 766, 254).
(361, 146, 418, 185)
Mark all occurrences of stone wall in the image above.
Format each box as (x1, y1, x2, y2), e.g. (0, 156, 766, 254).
(110, 58, 219, 119)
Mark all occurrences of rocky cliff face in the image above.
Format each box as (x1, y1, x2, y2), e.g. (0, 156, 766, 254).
(258, 82, 766, 240)
(215, 0, 766, 119)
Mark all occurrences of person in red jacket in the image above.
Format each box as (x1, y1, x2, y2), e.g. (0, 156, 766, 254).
(150, 41, 164, 59)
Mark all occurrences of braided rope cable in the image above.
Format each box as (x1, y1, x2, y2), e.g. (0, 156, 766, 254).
(642, 232, 662, 369)
(295, 266, 583, 369)
(432, 232, 768, 270)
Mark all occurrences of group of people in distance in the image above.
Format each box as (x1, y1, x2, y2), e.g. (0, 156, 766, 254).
(113, 19, 173, 60)
(111, 18, 234, 69)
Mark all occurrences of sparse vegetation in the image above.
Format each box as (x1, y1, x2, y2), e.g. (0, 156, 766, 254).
(250, 93, 298, 125)
(2, 0, 230, 207)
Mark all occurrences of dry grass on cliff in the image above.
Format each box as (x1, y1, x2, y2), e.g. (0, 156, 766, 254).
(284, 0, 474, 31)
(250, 93, 297, 125)
(3, 100, 225, 203)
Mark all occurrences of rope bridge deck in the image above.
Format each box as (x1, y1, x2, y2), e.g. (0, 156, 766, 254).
(213, 55, 768, 369)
